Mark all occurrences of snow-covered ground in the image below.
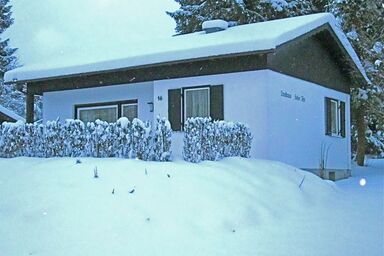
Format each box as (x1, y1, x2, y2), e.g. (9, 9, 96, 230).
(0, 157, 382, 256)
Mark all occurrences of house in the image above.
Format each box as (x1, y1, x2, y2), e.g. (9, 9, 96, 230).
(4, 13, 369, 179)
(0, 105, 25, 123)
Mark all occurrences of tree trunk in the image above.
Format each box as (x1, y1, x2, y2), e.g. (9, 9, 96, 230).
(356, 104, 366, 166)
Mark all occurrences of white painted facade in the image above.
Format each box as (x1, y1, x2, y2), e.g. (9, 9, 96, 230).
(43, 81, 154, 122)
(265, 71, 351, 170)
(43, 69, 351, 171)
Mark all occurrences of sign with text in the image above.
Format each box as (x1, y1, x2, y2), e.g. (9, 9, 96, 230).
(281, 90, 306, 103)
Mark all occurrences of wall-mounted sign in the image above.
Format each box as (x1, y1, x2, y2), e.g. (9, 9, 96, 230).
(281, 90, 306, 103)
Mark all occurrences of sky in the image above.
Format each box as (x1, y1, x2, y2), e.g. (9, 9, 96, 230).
(5, 0, 179, 66)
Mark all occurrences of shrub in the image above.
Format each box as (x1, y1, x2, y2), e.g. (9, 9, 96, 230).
(183, 117, 205, 163)
(114, 117, 132, 158)
(45, 120, 65, 157)
(63, 119, 87, 157)
(0, 116, 172, 161)
(87, 120, 117, 158)
(131, 118, 152, 160)
(0, 121, 26, 158)
(152, 116, 172, 161)
(183, 117, 252, 163)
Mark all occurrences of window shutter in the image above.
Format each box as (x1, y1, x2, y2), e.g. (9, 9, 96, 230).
(340, 101, 346, 137)
(325, 97, 332, 135)
(168, 89, 182, 131)
(210, 84, 224, 120)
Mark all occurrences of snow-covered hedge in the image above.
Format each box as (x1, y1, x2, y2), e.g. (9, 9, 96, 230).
(0, 117, 172, 161)
(152, 116, 172, 161)
(183, 117, 252, 163)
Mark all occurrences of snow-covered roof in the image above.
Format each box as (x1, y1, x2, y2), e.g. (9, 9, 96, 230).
(4, 13, 369, 84)
(0, 105, 25, 122)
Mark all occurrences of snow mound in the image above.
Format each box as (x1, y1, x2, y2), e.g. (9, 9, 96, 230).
(0, 157, 382, 255)
(116, 117, 129, 129)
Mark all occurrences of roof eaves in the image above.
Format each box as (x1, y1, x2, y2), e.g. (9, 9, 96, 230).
(7, 49, 275, 85)
(0, 105, 25, 122)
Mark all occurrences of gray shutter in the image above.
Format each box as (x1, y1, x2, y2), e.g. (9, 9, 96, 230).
(325, 97, 332, 135)
(340, 101, 346, 137)
(210, 85, 224, 120)
(168, 89, 182, 131)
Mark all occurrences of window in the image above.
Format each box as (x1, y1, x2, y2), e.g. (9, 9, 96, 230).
(75, 100, 138, 123)
(121, 103, 138, 121)
(325, 97, 345, 137)
(168, 85, 224, 131)
(184, 87, 210, 120)
(78, 105, 118, 123)
(330, 100, 339, 135)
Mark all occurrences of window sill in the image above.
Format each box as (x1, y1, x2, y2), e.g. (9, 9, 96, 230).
(327, 134, 345, 139)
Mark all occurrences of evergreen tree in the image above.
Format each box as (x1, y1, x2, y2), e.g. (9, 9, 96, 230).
(167, 0, 247, 34)
(0, 0, 22, 118)
(0, 1, 42, 121)
(167, 0, 322, 34)
(0, 0, 16, 76)
(331, 0, 384, 164)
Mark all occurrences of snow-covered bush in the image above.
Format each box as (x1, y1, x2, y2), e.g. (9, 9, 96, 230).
(0, 121, 26, 158)
(183, 117, 205, 163)
(22, 123, 35, 157)
(23, 123, 44, 157)
(44, 120, 65, 157)
(63, 119, 87, 157)
(114, 117, 132, 158)
(235, 122, 252, 158)
(183, 117, 252, 163)
(201, 118, 217, 161)
(152, 116, 172, 161)
(85, 120, 116, 158)
(0, 117, 173, 161)
(131, 118, 152, 160)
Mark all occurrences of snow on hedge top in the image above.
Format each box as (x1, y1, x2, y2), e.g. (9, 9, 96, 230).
(0, 105, 25, 122)
(4, 13, 369, 83)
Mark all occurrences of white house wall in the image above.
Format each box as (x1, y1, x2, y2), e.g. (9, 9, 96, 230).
(265, 71, 351, 170)
(43, 82, 154, 122)
(42, 70, 351, 171)
(153, 69, 350, 170)
(153, 70, 270, 159)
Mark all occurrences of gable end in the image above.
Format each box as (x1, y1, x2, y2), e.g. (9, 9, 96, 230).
(267, 24, 363, 94)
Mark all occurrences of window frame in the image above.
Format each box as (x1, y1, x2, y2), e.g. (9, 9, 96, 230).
(77, 104, 118, 123)
(330, 99, 341, 136)
(182, 86, 210, 125)
(121, 102, 138, 121)
(74, 99, 138, 123)
(326, 97, 345, 138)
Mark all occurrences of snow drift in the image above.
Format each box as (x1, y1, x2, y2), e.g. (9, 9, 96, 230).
(1, 157, 382, 255)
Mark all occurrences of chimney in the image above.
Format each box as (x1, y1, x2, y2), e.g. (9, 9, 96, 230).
(202, 19, 229, 33)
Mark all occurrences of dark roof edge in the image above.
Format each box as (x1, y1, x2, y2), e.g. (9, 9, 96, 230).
(7, 49, 274, 85)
